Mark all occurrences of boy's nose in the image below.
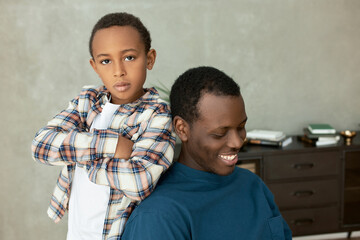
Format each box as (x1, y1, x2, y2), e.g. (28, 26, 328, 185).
(113, 61, 126, 77)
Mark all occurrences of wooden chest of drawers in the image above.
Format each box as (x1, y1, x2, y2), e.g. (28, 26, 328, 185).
(264, 150, 341, 236)
(237, 135, 360, 237)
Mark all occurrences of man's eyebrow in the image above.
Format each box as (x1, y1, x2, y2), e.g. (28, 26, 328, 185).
(240, 117, 248, 125)
(213, 117, 248, 131)
(95, 49, 138, 59)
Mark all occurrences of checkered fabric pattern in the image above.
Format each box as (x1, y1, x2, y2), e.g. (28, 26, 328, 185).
(32, 86, 176, 239)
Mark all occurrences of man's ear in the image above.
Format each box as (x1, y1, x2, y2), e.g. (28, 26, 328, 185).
(89, 58, 98, 74)
(146, 49, 156, 70)
(173, 116, 189, 142)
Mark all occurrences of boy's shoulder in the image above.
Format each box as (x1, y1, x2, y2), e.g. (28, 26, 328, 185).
(72, 85, 108, 107)
(78, 85, 106, 98)
(138, 87, 171, 113)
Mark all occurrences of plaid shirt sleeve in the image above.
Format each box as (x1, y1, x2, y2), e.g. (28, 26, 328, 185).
(31, 88, 119, 166)
(32, 86, 175, 205)
(87, 103, 176, 201)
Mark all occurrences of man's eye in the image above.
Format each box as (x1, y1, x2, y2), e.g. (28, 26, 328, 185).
(100, 59, 111, 65)
(212, 133, 226, 138)
(125, 56, 135, 61)
(238, 127, 245, 132)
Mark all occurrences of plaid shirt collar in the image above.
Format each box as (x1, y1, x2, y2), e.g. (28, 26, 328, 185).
(96, 86, 161, 106)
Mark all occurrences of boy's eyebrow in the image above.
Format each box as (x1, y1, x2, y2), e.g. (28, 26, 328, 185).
(95, 49, 139, 59)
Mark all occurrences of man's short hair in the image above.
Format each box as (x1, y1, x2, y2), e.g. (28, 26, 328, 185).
(170, 66, 241, 124)
(89, 12, 151, 58)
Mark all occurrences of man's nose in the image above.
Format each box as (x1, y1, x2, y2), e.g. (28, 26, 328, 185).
(227, 130, 244, 150)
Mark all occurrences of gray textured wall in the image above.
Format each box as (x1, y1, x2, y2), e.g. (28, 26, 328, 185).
(1, 0, 359, 239)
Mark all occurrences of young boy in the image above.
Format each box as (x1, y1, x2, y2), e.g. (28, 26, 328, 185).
(31, 12, 176, 240)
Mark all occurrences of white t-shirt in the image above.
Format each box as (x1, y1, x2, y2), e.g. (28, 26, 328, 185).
(67, 102, 120, 240)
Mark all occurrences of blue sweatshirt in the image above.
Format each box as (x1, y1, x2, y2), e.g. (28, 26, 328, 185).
(122, 162, 292, 240)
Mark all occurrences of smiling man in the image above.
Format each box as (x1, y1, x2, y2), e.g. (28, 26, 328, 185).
(122, 66, 292, 240)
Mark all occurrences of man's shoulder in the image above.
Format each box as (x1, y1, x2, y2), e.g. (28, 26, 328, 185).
(234, 166, 261, 180)
(130, 185, 185, 223)
(132, 169, 183, 212)
(232, 167, 265, 189)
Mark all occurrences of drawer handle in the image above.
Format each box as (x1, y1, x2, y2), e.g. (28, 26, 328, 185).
(293, 190, 314, 197)
(293, 163, 314, 170)
(294, 218, 314, 226)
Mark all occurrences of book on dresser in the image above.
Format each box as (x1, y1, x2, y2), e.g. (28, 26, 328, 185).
(308, 123, 336, 134)
(247, 130, 292, 147)
(248, 137, 292, 147)
(302, 127, 340, 146)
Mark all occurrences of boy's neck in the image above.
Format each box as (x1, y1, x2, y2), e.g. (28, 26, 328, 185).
(109, 88, 146, 105)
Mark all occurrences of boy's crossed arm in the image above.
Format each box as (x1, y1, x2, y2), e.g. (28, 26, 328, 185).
(114, 135, 134, 159)
(31, 98, 120, 165)
(86, 111, 175, 200)
(32, 93, 176, 201)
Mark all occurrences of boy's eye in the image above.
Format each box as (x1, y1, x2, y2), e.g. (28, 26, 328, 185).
(124, 56, 135, 61)
(100, 59, 111, 65)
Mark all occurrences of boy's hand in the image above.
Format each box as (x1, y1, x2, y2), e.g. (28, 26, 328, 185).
(114, 135, 134, 159)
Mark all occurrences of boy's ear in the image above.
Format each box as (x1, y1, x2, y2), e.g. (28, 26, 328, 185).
(146, 49, 156, 70)
(173, 116, 190, 142)
(90, 58, 99, 74)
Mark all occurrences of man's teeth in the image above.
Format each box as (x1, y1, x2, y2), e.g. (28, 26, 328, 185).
(219, 154, 237, 161)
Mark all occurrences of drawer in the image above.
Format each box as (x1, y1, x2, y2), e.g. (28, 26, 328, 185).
(264, 151, 340, 180)
(236, 158, 260, 175)
(281, 206, 339, 236)
(268, 179, 339, 209)
(236, 162, 256, 174)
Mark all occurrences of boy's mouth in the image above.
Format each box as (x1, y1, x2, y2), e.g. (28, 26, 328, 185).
(113, 82, 130, 92)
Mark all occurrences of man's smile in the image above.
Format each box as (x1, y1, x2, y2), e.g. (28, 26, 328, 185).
(218, 153, 238, 166)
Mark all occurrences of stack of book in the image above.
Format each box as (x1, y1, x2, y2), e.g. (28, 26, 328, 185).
(246, 129, 292, 147)
(301, 124, 340, 146)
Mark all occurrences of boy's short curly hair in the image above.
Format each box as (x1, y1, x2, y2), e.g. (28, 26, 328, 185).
(170, 66, 241, 124)
(89, 12, 151, 58)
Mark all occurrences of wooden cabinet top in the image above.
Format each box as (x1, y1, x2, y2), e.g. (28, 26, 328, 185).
(239, 132, 360, 157)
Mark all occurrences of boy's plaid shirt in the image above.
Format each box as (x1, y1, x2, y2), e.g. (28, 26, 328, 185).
(31, 86, 176, 239)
